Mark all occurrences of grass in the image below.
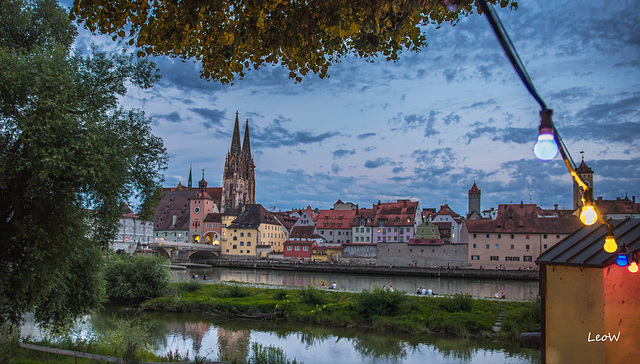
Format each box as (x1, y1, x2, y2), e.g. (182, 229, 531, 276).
(141, 283, 539, 341)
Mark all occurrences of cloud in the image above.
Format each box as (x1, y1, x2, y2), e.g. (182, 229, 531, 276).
(443, 112, 461, 126)
(364, 158, 390, 169)
(331, 163, 341, 174)
(332, 149, 356, 159)
(357, 132, 376, 139)
(392, 166, 405, 174)
(190, 107, 225, 129)
(154, 111, 182, 123)
(463, 99, 497, 110)
(252, 116, 340, 148)
(464, 126, 534, 145)
(389, 111, 440, 137)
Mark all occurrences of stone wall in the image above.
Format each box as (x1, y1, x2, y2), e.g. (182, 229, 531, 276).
(377, 242, 468, 268)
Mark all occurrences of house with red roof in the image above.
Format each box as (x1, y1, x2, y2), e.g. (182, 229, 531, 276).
(283, 239, 317, 261)
(431, 204, 463, 243)
(351, 207, 375, 243)
(463, 203, 583, 270)
(316, 208, 357, 243)
(372, 200, 421, 244)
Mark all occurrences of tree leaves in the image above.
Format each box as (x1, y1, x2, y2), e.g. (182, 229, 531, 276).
(70, 0, 517, 84)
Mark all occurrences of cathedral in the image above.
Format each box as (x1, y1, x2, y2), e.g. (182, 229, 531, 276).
(153, 112, 256, 244)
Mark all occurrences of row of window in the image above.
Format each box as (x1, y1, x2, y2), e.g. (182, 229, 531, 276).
(226, 249, 251, 254)
(286, 246, 309, 251)
(376, 227, 411, 234)
(354, 227, 371, 233)
(354, 236, 371, 242)
(471, 255, 533, 262)
(473, 243, 549, 250)
(472, 233, 560, 239)
(319, 230, 350, 235)
(377, 236, 404, 242)
(344, 247, 372, 252)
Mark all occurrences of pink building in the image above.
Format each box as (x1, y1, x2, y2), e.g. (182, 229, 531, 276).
(372, 200, 421, 243)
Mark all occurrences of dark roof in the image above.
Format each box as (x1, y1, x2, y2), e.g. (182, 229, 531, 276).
(575, 160, 593, 173)
(203, 213, 222, 223)
(154, 186, 223, 231)
(290, 226, 320, 239)
(228, 204, 281, 229)
(469, 182, 481, 194)
(596, 197, 640, 216)
(537, 218, 640, 268)
(465, 204, 583, 234)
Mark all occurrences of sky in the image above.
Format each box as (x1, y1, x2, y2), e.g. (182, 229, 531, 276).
(61, 0, 640, 216)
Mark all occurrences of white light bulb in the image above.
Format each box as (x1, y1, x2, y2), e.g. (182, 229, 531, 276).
(534, 133, 558, 161)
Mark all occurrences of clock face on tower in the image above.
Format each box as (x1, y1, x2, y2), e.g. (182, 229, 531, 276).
(193, 206, 200, 214)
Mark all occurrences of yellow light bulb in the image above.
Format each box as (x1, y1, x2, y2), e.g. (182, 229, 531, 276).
(603, 237, 617, 253)
(580, 205, 597, 225)
(629, 261, 638, 273)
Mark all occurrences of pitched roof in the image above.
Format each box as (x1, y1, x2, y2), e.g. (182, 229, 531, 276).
(575, 160, 593, 173)
(203, 213, 222, 223)
(374, 200, 419, 226)
(228, 204, 282, 229)
(317, 209, 357, 229)
(351, 208, 376, 227)
(290, 226, 321, 239)
(469, 182, 481, 194)
(596, 196, 640, 216)
(154, 185, 223, 231)
(537, 218, 640, 267)
(465, 203, 583, 234)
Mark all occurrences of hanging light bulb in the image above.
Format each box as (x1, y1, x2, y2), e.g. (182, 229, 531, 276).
(616, 253, 629, 267)
(580, 204, 598, 225)
(629, 259, 639, 273)
(534, 110, 558, 161)
(603, 235, 617, 253)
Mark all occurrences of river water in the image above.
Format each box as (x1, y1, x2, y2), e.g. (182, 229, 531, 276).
(22, 309, 540, 364)
(175, 266, 539, 300)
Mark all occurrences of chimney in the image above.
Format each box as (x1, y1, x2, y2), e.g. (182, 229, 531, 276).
(554, 204, 558, 211)
(633, 196, 636, 203)
(172, 215, 177, 226)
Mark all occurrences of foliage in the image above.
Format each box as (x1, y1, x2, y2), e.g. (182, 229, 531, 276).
(104, 254, 171, 302)
(355, 286, 406, 318)
(246, 342, 302, 364)
(219, 285, 253, 299)
(299, 286, 326, 306)
(70, 0, 517, 83)
(439, 293, 474, 313)
(498, 296, 541, 340)
(0, 0, 166, 330)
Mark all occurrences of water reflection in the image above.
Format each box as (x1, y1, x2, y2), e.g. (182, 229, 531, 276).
(173, 267, 539, 300)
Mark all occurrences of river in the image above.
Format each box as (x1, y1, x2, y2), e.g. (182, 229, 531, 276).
(22, 308, 540, 364)
(174, 266, 539, 300)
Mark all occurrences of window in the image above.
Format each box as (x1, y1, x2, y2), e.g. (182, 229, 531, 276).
(233, 236, 237, 241)
(490, 256, 499, 261)
(473, 244, 477, 249)
(486, 244, 490, 249)
(495, 244, 499, 249)
(247, 242, 251, 246)
(524, 256, 533, 262)
(240, 250, 243, 253)
(556, 234, 560, 238)
(510, 234, 515, 239)
(233, 245, 237, 249)
(498, 234, 501, 239)
(247, 250, 250, 254)
(303, 246, 308, 251)
(473, 234, 477, 238)
(505, 256, 513, 261)
(248, 232, 251, 237)
(510, 244, 514, 250)
(526, 234, 530, 239)
(206, 223, 211, 228)
(543, 244, 548, 249)
(240, 241, 244, 246)
(213, 223, 218, 228)
(240, 232, 244, 237)
(513, 257, 520, 261)
(486, 234, 490, 238)
(366, 237, 370, 242)
(543, 234, 548, 239)
(471, 255, 480, 260)
(526, 244, 530, 251)
(295, 246, 300, 251)
(287, 246, 292, 251)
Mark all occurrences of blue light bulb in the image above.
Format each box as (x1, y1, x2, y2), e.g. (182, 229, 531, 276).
(616, 253, 629, 267)
(534, 133, 558, 161)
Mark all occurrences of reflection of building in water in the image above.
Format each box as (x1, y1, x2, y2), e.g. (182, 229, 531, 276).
(185, 322, 211, 355)
(217, 327, 250, 362)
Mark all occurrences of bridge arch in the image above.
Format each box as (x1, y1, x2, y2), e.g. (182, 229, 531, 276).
(189, 250, 219, 263)
(156, 247, 171, 260)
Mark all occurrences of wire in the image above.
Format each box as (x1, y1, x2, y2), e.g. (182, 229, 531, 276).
(479, 1, 547, 110)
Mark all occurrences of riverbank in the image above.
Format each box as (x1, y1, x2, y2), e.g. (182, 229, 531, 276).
(206, 260, 539, 280)
(142, 282, 540, 342)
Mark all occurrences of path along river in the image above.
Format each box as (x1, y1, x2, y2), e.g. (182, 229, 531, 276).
(175, 266, 539, 300)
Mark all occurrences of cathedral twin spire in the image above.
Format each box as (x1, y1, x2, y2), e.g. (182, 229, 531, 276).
(222, 111, 256, 211)
(230, 111, 252, 160)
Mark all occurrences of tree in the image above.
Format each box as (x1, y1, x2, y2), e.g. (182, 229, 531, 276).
(70, 0, 517, 84)
(0, 0, 167, 331)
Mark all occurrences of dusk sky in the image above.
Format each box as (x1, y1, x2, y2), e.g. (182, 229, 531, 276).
(62, 0, 639, 216)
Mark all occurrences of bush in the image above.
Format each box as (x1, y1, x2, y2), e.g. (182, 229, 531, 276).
(247, 342, 302, 364)
(300, 287, 326, 306)
(219, 285, 252, 298)
(355, 286, 405, 318)
(439, 294, 473, 313)
(104, 254, 171, 302)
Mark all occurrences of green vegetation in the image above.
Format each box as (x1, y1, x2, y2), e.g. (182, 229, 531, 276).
(142, 283, 540, 341)
(105, 254, 171, 303)
(0, 0, 166, 331)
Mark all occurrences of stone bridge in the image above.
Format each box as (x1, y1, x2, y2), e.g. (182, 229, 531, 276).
(149, 239, 221, 264)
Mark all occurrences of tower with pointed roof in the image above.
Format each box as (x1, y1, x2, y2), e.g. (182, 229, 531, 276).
(222, 112, 256, 212)
(468, 181, 481, 219)
(573, 157, 594, 210)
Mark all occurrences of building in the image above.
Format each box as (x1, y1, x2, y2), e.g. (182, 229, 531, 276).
(315, 208, 357, 243)
(222, 204, 288, 258)
(351, 207, 375, 243)
(283, 240, 317, 261)
(573, 159, 594, 210)
(372, 200, 421, 243)
(468, 182, 482, 219)
(464, 203, 583, 269)
(431, 204, 463, 243)
(537, 218, 640, 364)
(595, 195, 640, 219)
(221, 112, 256, 211)
(111, 204, 153, 254)
(414, 220, 441, 239)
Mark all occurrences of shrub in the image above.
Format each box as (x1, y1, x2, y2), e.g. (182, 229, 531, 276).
(299, 287, 326, 306)
(104, 254, 171, 302)
(272, 289, 288, 300)
(355, 286, 406, 318)
(247, 342, 302, 364)
(219, 285, 252, 298)
(439, 294, 473, 313)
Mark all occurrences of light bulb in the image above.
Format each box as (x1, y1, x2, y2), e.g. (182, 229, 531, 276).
(616, 253, 629, 267)
(603, 236, 617, 253)
(629, 260, 638, 273)
(580, 205, 597, 225)
(534, 133, 558, 161)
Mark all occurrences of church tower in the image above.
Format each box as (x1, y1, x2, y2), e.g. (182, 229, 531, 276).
(468, 181, 481, 219)
(222, 112, 256, 211)
(573, 158, 594, 210)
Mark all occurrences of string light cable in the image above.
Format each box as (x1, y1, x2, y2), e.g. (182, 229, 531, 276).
(478, 0, 615, 246)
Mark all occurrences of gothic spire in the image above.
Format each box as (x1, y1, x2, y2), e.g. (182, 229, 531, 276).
(188, 163, 192, 189)
(230, 111, 241, 155)
(242, 119, 252, 160)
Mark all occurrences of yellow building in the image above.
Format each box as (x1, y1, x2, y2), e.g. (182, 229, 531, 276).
(221, 204, 287, 258)
(537, 218, 640, 364)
